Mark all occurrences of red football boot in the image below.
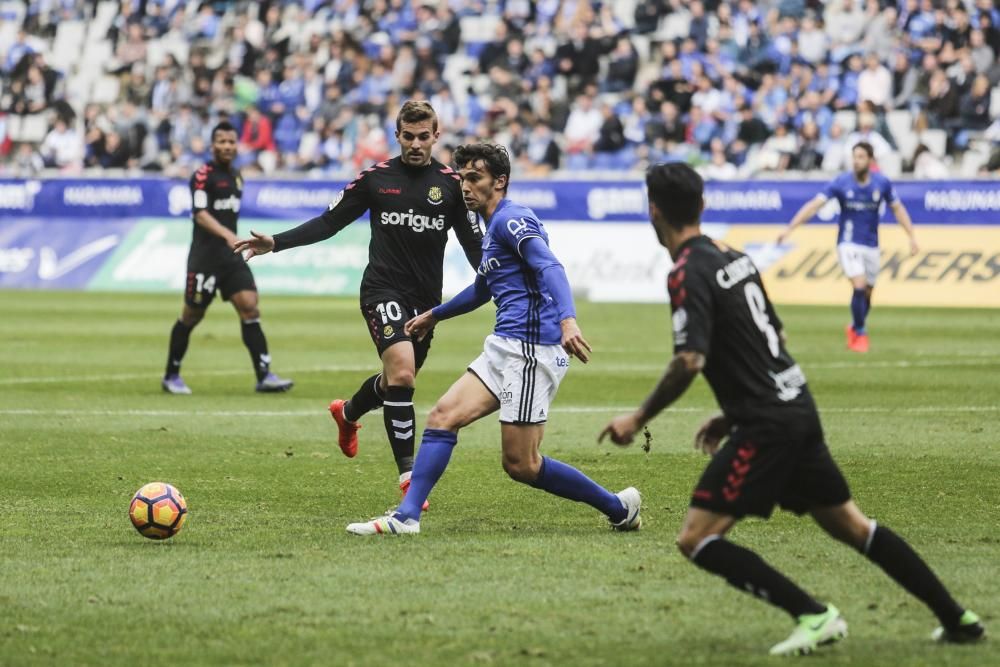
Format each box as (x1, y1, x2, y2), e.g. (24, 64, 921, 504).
(845, 324, 858, 349)
(329, 399, 361, 457)
(400, 478, 429, 511)
(849, 333, 870, 353)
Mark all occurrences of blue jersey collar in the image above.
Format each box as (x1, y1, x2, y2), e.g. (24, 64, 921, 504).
(486, 198, 511, 227)
(851, 173, 873, 188)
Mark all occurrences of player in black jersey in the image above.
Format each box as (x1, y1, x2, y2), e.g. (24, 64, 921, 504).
(161, 121, 293, 395)
(234, 101, 483, 502)
(600, 163, 983, 655)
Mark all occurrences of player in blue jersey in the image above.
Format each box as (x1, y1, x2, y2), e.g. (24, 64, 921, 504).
(345, 143, 641, 536)
(777, 142, 919, 352)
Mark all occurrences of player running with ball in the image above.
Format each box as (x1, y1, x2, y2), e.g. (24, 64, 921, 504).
(346, 143, 641, 536)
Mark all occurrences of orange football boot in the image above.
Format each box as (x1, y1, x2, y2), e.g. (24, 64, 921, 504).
(848, 333, 870, 353)
(845, 324, 858, 348)
(329, 399, 361, 457)
(400, 478, 429, 511)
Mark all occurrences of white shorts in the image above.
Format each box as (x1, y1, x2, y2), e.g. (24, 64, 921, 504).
(837, 242, 881, 285)
(468, 334, 570, 424)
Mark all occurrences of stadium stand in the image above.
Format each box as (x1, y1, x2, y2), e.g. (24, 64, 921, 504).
(0, 0, 998, 179)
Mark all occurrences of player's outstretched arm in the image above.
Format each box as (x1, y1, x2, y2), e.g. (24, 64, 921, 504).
(599, 351, 705, 446)
(407, 275, 492, 341)
(233, 230, 274, 260)
(406, 276, 492, 341)
(890, 200, 920, 256)
(777, 193, 827, 244)
(263, 177, 372, 254)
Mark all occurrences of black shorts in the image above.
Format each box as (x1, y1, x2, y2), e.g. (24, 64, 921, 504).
(690, 413, 851, 519)
(361, 296, 435, 369)
(185, 250, 257, 308)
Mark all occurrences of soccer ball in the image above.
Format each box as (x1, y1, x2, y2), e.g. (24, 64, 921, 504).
(129, 482, 188, 540)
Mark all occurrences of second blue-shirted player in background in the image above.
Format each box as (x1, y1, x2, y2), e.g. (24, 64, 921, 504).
(346, 143, 641, 536)
(778, 142, 919, 353)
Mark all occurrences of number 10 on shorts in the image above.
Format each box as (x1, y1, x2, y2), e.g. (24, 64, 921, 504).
(375, 301, 403, 324)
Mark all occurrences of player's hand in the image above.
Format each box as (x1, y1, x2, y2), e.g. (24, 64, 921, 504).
(233, 230, 275, 261)
(599, 412, 642, 447)
(560, 317, 592, 364)
(405, 310, 437, 342)
(694, 413, 731, 456)
(909, 238, 919, 256)
(776, 229, 790, 245)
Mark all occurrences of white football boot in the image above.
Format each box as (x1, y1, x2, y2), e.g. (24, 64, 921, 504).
(610, 487, 642, 531)
(346, 512, 420, 536)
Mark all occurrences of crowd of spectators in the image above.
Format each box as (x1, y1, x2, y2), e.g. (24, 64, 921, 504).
(1, 0, 999, 179)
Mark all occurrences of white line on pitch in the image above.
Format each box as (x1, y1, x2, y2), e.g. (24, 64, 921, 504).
(0, 406, 995, 418)
(0, 365, 377, 385)
(3, 357, 998, 386)
(578, 359, 999, 372)
(802, 359, 999, 369)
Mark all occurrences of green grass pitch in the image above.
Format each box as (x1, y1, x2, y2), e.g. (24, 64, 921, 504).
(1, 291, 998, 666)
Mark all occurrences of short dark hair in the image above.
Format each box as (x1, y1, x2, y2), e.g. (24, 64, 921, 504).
(853, 141, 874, 158)
(453, 143, 511, 192)
(396, 100, 438, 133)
(646, 162, 704, 230)
(211, 121, 237, 141)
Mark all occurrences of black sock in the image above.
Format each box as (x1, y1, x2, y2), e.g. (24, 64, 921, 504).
(864, 523, 965, 629)
(693, 537, 826, 618)
(240, 319, 270, 382)
(343, 373, 385, 422)
(165, 319, 193, 377)
(383, 385, 416, 475)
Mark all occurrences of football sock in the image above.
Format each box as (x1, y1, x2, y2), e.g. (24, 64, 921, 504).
(864, 522, 965, 629)
(240, 319, 270, 382)
(527, 456, 627, 522)
(397, 428, 456, 521)
(165, 319, 193, 377)
(851, 288, 867, 334)
(692, 537, 826, 618)
(383, 386, 416, 474)
(343, 373, 384, 422)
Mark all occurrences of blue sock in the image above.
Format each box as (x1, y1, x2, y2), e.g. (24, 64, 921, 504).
(528, 456, 626, 522)
(851, 288, 867, 334)
(396, 429, 456, 521)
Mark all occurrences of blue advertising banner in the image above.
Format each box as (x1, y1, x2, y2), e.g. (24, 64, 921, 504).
(506, 180, 1000, 224)
(0, 217, 135, 289)
(1, 178, 998, 303)
(0, 178, 998, 224)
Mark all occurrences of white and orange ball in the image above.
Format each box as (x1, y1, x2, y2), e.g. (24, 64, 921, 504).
(129, 482, 188, 540)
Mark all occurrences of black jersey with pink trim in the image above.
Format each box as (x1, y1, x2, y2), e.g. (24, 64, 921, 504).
(189, 161, 243, 254)
(275, 156, 482, 306)
(667, 235, 816, 423)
